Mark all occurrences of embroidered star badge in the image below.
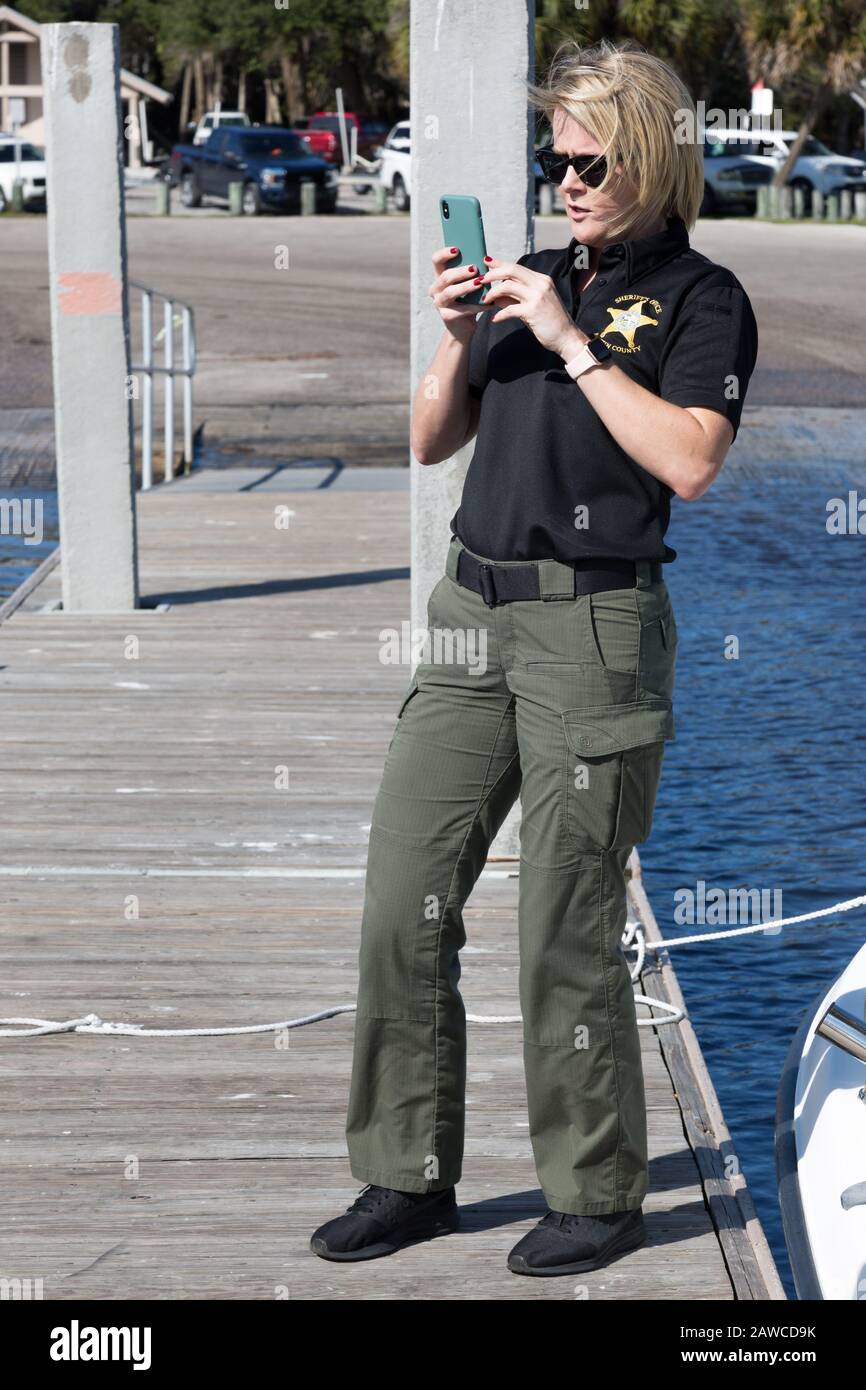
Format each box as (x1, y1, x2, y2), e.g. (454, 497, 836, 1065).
(598, 298, 659, 351)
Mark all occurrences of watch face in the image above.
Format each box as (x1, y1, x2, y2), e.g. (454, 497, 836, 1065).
(587, 336, 612, 362)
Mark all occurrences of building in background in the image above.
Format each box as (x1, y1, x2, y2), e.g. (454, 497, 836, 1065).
(0, 3, 171, 168)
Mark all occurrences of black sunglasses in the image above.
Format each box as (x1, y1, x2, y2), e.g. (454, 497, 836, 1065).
(536, 146, 610, 188)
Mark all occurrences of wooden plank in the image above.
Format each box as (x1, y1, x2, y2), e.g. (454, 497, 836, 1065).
(0, 481, 781, 1299)
(629, 857, 787, 1300)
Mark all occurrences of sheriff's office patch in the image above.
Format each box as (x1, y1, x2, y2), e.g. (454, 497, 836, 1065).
(597, 294, 663, 353)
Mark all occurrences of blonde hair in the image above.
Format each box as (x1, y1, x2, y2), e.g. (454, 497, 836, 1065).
(529, 39, 704, 237)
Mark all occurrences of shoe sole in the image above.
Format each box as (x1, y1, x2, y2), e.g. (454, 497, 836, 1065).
(310, 1210, 459, 1263)
(507, 1222, 646, 1277)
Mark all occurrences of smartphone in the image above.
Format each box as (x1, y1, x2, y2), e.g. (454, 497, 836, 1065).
(439, 194, 489, 305)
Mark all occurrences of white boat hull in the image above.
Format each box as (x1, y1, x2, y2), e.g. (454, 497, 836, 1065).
(776, 940, 866, 1300)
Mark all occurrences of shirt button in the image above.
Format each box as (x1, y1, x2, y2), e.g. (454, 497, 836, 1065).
(596, 278, 607, 286)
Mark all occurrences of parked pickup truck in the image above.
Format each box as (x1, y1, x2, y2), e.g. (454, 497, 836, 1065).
(300, 112, 390, 165)
(166, 126, 339, 215)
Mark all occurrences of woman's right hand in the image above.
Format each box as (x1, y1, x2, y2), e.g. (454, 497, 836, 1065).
(428, 246, 486, 340)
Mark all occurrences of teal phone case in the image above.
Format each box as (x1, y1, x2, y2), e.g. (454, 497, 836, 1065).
(439, 194, 489, 305)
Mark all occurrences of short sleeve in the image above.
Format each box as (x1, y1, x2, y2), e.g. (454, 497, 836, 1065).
(658, 282, 758, 440)
(467, 308, 491, 400)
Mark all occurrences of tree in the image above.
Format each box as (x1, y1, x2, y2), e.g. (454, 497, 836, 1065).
(741, 0, 866, 186)
(534, 0, 750, 111)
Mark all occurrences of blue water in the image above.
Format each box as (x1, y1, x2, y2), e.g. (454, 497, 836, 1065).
(0, 489, 58, 600)
(643, 460, 866, 1299)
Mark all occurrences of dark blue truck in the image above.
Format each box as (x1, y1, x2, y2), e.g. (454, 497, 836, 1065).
(167, 126, 339, 215)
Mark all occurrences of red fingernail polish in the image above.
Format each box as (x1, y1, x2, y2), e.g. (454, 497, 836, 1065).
(483, 256, 493, 263)
(466, 265, 476, 273)
(450, 247, 458, 254)
(473, 277, 484, 285)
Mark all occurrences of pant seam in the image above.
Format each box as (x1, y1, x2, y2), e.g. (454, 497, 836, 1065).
(597, 851, 623, 1206)
(349, 1162, 459, 1193)
(631, 585, 641, 701)
(543, 1190, 644, 1216)
(430, 698, 519, 1183)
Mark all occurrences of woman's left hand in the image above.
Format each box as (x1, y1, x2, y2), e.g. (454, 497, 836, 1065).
(479, 258, 585, 358)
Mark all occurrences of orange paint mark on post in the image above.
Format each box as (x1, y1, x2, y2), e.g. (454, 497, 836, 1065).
(57, 272, 122, 315)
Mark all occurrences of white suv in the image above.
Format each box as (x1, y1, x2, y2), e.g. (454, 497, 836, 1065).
(708, 128, 866, 199)
(378, 121, 410, 211)
(0, 135, 46, 211)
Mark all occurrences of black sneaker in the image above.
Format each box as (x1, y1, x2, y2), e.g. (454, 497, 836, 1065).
(310, 1184, 459, 1262)
(508, 1206, 645, 1276)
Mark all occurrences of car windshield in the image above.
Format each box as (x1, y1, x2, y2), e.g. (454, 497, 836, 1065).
(705, 138, 763, 157)
(0, 142, 44, 162)
(311, 117, 343, 132)
(239, 133, 310, 159)
(786, 136, 831, 157)
(217, 117, 247, 128)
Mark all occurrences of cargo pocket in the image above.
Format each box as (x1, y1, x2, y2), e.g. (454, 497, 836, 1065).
(562, 700, 673, 851)
(637, 591, 678, 702)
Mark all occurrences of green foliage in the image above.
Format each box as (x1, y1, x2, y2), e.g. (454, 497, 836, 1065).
(16, 1, 864, 146)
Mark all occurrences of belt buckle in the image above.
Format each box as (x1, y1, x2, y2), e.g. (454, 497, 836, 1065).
(478, 563, 498, 608)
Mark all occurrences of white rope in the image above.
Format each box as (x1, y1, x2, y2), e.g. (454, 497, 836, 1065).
(643, 892, 866, 950)
(4, 894, 860, 1042)
(0, 1005, 358, 1040)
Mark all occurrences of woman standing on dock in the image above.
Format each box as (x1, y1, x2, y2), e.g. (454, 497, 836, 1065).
(312, 39, 758, 1276)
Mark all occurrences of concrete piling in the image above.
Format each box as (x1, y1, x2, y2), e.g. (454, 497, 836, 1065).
(41, 22, 139, 611)
(410, 0, 535, 855)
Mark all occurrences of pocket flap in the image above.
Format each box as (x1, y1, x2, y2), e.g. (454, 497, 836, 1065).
(562, 700, 674, 757)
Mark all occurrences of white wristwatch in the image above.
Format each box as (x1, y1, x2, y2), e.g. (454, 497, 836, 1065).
(563, 337, 614, 380)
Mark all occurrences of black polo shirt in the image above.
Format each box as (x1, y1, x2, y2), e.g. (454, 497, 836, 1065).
(451, 216, 758, 564)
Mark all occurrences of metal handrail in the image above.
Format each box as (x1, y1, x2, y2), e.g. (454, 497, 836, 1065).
(816, 1002, 866, 1064)
(129, 280, 197, 490)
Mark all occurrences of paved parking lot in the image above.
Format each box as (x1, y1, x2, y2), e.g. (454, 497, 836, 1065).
(1, 209, 864, 473)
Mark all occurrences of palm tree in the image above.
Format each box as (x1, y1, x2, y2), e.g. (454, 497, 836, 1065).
(742, 0, 866, 187)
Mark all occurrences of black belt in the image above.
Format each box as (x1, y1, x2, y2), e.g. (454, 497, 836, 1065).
(455, 549, 662, 607)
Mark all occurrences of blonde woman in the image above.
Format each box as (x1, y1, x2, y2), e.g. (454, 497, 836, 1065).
(312, 39, 758, 1276)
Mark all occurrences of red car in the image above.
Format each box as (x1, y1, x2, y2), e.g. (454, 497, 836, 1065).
(299, 113, 390, 165)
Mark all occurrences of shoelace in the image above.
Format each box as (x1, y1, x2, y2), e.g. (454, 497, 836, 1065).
(346, 1184, 417, 1215)
(347, 1184, 391, 1215)
(543, 1210, 577, 1232)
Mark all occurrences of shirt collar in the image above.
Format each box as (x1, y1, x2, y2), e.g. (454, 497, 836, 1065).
(565, 216, 689, 287)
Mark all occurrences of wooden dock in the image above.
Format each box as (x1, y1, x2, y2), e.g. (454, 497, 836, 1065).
(0, 472, 785, 1300)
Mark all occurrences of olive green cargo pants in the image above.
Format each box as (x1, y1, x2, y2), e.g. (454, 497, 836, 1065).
(346, 535, 677, 1215)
